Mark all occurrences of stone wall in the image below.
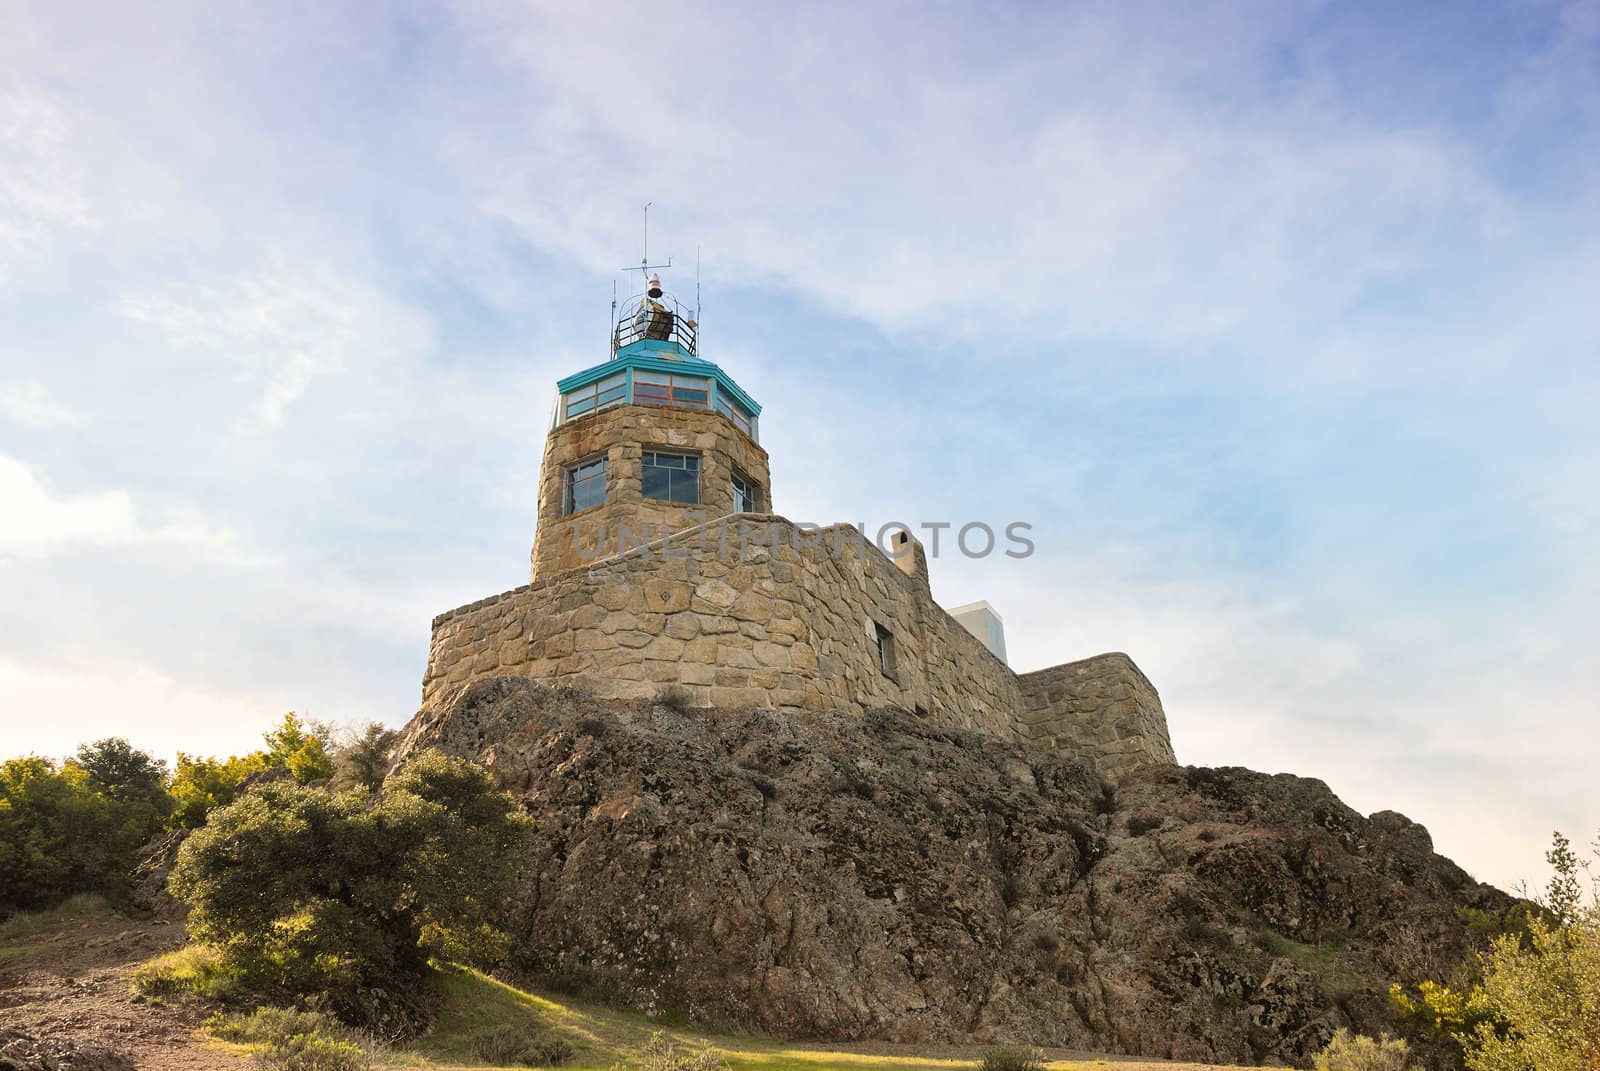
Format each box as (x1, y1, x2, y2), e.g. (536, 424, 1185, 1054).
(426, 514, 1175, 775)
(433, 515, 1021, 737)
(531, 405, 771, 583)
(1017, 654, 1176, 777)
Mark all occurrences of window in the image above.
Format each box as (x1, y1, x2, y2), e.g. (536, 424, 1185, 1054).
(564, 457, 606, 514)
(642, 450, 700, 504)
(874, 622, 897, 680)
(562, 373, 627, 422)
(730, 469, 760, 513)
(714, 393, 754, 437)
(633, 371, 710, 410)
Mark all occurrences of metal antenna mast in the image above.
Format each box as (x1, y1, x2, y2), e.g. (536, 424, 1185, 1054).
(624, 202, 673, 282)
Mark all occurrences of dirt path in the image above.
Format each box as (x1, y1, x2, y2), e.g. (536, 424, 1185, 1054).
(0, 905, 247, 1070)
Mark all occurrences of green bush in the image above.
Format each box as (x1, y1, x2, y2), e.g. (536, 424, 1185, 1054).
(469, 1022, 574, 1066)
(168, 750, 529, 1033)
(1312, 1029, 1416, 1071)
(1395, 829, 1600, 1071)
(979, 1046, 1047, 1071)
(208, 1007, 372, 1071)
(0, 741, 170, 914)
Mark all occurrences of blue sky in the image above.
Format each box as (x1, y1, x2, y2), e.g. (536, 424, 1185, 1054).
(2, 0, 1596, 890)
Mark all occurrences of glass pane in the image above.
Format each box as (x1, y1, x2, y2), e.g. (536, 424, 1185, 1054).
(669, 473, 700, 504)
(635, 371, 671, 385)
(682, 454, 700, 471)
(565, 395, 595, 417)
(598, 373, 626, 391)
(673, 389, 708, 406)
(642, 467, 669, 500)
(572, 479, 603, 512)
(596, 385, 627, 405)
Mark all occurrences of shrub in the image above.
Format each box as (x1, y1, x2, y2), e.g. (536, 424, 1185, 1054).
(1125, 814, 1162, 836)
(208, 1007, 372, 1071)
(979, 1046, 1046, 1071)
(168, 750, 530, 1033)
(1312, 1029, 1415, 1071)
(332, 723, 399, 792)
(0, 744, 169, 914)
(627, 1031, 729, 1071)
(1396, 829, 1600, 1071)
(469, 1023, 574, 1066)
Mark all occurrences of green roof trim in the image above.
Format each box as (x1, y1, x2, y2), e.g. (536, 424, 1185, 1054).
(557, 345, 762, 417)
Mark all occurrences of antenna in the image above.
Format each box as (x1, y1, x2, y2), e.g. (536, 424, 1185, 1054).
(621, 201, 672, 281)
(609, 279, 617, 358)
(695, 245, 702, 351)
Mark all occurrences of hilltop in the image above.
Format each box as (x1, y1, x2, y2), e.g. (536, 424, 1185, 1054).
(394, 678, 1513, 1067)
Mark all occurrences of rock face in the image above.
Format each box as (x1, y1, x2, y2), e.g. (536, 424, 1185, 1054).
(395, 678, 1511, 1067)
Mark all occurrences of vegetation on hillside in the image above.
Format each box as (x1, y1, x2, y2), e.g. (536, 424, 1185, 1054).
(0, 713, 395, 916)
(160, 750, 529, 1035)
(1384, 830, 1599, 1071)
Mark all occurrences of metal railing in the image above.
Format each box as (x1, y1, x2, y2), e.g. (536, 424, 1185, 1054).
(613, 293, 697, 355)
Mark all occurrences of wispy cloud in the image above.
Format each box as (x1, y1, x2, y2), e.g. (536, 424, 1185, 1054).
(0, 83, 95, 280)
(0, 454, 277, 566)
(0, 380, 78, 427)
(118, 259, 433, 429)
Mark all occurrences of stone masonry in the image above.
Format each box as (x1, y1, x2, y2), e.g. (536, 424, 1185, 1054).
(422, 309, 1176, 778)
(427, 506, 1175, 777)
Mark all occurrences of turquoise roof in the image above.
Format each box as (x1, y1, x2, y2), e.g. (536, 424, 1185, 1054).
(556, 342, 762, 417)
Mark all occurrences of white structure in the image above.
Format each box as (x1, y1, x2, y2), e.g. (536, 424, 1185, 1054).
(947, 601, 1008, 665)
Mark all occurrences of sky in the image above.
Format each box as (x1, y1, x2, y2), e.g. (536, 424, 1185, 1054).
(1, 0, 1596, 892)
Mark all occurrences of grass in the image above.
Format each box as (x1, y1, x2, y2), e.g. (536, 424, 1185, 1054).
(418, 966, 1046, 1070)
(0, 893, 110, 941)
(130, 942, 243, 1003)
(1255, 931, 1365, 997)
(116, 941, 1275, 1071)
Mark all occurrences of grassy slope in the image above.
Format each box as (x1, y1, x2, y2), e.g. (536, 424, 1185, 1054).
(0, 897, 1267, 1071)
(415, 966, 1267, 1071)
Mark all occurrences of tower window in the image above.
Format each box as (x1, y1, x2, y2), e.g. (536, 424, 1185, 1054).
(642, 450, 700, 505)
(634, 372, 710, 410)
(730, 469, 760, 513)
(714, 393, 754, 437)
(562, 373, 627, 422)
(874, 622, 897, 681)
(563, 457, 607, 514)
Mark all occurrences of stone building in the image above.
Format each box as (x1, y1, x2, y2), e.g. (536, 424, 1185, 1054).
(422, 279, 1175, 776)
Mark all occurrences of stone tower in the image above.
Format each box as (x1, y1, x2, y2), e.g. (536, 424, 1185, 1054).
(529, 276, 770, 582)
(420, 267, 1177, 778)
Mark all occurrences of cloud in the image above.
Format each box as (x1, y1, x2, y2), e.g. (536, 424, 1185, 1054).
(0, 83, 95, 281)
(0, 380, 78, 427)
(119, 259, 434, 428)
(0, 454, 276, 566)
(446, 2, 1514, 352)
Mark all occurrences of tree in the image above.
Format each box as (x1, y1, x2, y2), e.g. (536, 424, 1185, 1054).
(73, 738, 170, 811)
(168, 714, 335, 829)
(168, 752, 268, 829)
(1394, 830, 1600, 1071)
(262, 712, 336, 783)
(0, 746, 170, 914)
(333, 722, 400, 791)
(167, 750, 529, 1032)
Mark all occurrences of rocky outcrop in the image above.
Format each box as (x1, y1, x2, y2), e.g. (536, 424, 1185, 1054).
(395, 678, 1511, 1067)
